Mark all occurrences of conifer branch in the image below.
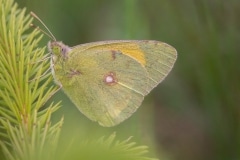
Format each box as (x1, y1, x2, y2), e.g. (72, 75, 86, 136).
(0, 0, 63, 159)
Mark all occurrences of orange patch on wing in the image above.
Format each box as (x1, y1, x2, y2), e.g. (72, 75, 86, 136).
(93, 43, 146, 66)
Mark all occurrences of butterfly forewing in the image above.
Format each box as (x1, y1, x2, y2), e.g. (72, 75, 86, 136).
(71, 40, 177, 93)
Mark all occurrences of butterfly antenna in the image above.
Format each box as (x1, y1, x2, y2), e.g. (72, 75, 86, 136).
(30, 24, 55, 41)
(30, 11, 56, 41)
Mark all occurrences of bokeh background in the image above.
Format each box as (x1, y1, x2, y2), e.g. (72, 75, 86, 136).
(15, 0, 240, 160)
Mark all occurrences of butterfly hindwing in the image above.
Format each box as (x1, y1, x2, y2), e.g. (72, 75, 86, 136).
(59, 48, 149, 127)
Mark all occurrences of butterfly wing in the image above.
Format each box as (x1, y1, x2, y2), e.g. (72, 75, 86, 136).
(55, 40, 177, 127)
(60, 48, 149, 127)
(71, 40, 177, 92)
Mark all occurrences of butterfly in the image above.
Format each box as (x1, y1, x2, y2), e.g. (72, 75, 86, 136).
(31, 12, 177, 127)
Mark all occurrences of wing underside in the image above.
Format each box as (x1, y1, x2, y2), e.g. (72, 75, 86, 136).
(63, 48, 149, 126)
(59, 40, 177, 127)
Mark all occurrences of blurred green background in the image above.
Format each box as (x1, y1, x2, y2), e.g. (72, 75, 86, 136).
(16, 0, 240, 160)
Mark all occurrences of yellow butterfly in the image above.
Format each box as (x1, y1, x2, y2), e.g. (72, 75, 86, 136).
(31, 12, 177, 127)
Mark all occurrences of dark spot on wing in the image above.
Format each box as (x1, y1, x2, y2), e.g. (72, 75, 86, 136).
(111, 50, 122, 60)
(67, 69, 81, 78)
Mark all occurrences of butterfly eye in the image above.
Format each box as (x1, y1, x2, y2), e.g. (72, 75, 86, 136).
(61, 48, 66, 54)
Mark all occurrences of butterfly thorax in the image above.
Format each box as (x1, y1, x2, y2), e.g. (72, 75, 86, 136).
(48, 41, 72, 86)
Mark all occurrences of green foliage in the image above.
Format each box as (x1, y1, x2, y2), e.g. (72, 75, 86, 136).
(57, 132, 158, 160)
(0, 0, 62, 159)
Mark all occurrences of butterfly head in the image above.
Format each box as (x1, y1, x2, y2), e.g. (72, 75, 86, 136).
(30, 12, 72, 59)
(48, 41, 71, 58)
